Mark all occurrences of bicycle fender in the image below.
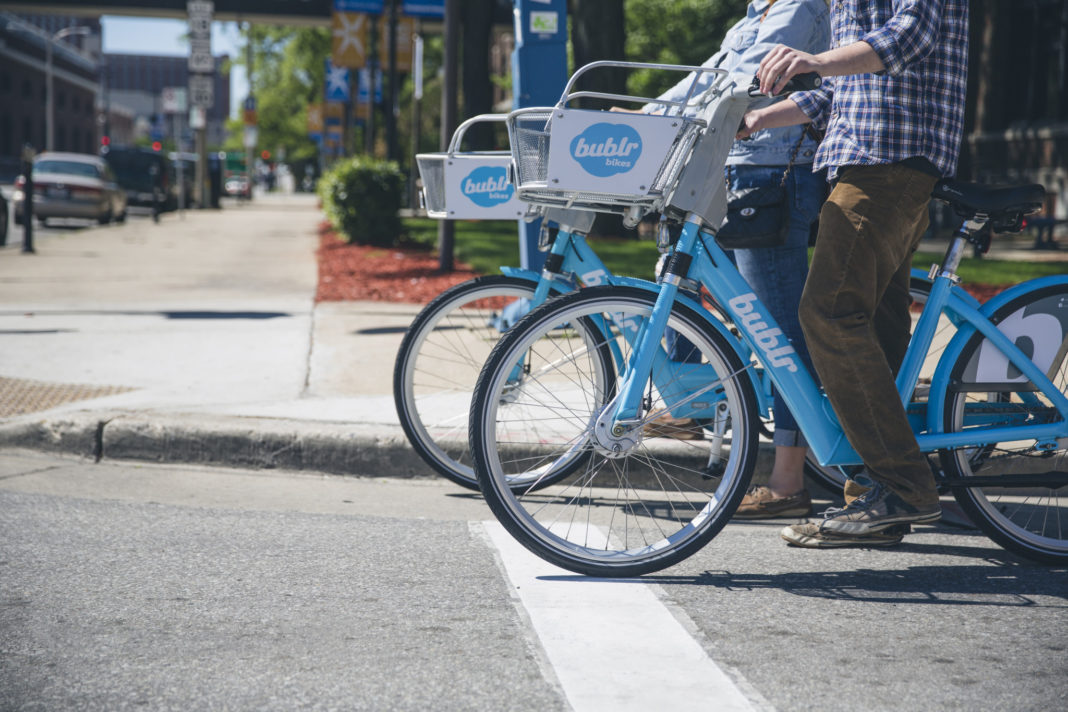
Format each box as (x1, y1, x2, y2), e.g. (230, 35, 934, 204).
(498, 267, 541, 282)
(927, 275, 1068, 432)
(603, 275, 759, 391)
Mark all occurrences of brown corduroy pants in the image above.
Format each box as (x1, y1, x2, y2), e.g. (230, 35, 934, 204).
(799, 163, 941, 507)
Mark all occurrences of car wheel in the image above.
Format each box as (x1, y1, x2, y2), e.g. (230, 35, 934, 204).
(116, 210, 127, 223)
(98, 210, 112, 225)
(0, 202, 8, 245)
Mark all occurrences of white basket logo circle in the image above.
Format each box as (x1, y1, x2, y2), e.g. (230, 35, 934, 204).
(569, 122, 643, 177)
(461, 165, 515, 207)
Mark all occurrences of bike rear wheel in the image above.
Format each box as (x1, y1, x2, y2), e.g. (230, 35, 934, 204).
(940, 282, 1068, 564)
(471, 286, 759, 577)
(394, 275, 554, 490)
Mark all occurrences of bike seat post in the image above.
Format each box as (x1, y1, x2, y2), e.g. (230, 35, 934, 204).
(934, 217, 987, 282)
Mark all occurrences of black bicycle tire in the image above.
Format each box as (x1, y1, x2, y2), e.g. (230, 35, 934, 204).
(471, 286, 759, 577)
(939, 281, 1068, 564)
(393, 274, 547, 490)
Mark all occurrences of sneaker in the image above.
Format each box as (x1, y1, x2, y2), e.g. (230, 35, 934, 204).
(819, 481, 940, 535)
(642, 414, 704, 441)
(734, 486, 812, 519)
(842, 474, 874, 506)
(781, 521, 911, 548)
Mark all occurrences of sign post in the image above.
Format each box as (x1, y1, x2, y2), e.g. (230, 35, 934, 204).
(187, 0, 213, 208)
(162, 87, 187, 213)
(512, 0, 568, 271)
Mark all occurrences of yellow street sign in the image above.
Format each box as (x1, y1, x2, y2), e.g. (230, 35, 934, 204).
(331, 11, 368, 68)
(307, 103, 324, 133)
(379, 16, 415, 72)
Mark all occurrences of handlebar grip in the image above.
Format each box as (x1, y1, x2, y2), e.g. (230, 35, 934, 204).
(747, 72, 822, 97)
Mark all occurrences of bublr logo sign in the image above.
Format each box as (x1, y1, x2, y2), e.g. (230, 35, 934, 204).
(461, 166, 514, 207)
(569, 122, 643, 177)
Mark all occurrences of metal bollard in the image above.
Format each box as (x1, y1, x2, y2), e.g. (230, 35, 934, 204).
(21, 144, 34, 254)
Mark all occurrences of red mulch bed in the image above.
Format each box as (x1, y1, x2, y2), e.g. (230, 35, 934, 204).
(315, 221, 1008, 306)
(316, 222, 481, 303)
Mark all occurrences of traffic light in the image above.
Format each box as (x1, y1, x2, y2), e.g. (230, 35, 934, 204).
(100, 135, 110, 147)
(152, 141, 162, 152)
(261, 150, 271, 160)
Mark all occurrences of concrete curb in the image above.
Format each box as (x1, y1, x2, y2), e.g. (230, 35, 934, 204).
(0, 412, 434, 479)
(0, 409, 784, 488)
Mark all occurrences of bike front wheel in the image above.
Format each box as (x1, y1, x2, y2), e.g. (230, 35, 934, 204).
(940, 281, 1068, 564)
(470, 286, 759, 577)
(394, 275, 555, 490)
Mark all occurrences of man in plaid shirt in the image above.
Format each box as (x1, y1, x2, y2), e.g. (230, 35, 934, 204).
(737, 0, 969, 548)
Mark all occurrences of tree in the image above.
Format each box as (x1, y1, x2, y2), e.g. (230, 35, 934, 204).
(461, 0, 496, 150)
(624, 0, 747, 98)
(223, 26, 330, 164)
(569, 0, 627, 101)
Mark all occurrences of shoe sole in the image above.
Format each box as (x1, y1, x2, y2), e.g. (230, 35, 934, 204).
(781, 531, 906, 548)
(819, 509, 941, 535)
(733, 506, 812, 520)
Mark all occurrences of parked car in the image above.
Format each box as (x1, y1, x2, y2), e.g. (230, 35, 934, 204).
(13, 152, 127, 226)
(101, 147, 177, 212)
(224, 175, 249, 197)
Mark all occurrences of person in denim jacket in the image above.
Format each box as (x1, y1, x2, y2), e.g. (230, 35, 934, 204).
(640, 0, 830, 519)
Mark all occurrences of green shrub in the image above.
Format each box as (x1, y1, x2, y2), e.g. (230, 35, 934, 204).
(318, 156, 404, 246)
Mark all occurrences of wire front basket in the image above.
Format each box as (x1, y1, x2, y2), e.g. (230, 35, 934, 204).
(416, 114, 534, 220)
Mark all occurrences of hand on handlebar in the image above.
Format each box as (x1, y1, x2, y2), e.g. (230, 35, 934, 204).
(755, 44, 823, 96)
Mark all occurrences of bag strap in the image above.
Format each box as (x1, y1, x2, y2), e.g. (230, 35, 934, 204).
(777, 126, 808, 188)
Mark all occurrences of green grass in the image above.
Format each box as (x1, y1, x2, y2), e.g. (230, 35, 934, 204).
(911, 251, 1065, 285)
(403, 218, 661, 278)
(403, 218, 1062, 286)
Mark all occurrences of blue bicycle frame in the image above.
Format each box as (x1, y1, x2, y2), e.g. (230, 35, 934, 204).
(611, 217, 1068, 468)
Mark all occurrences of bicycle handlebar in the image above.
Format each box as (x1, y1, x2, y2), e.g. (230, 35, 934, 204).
(746, 72, 822, 97)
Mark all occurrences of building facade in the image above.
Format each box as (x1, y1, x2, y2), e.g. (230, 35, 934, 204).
(0, 12, 101, 177)
(103, 52, 231, 149)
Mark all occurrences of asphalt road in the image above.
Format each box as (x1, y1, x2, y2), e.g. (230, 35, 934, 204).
(2, 451, 1065, 712)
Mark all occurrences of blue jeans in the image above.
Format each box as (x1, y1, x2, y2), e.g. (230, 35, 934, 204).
(668, 163, 823, 448)
(729, 163, 823, 447)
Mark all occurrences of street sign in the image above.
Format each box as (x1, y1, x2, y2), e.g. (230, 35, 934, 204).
(187, 1, 214, 74)
(402, 0, 444, 17)
(162, 87, 188, 114)
(242, 96, 257, 125)
(189, 37, 214, 73)
(189, 106, 206, 129)
(307, 103, 324, 134)
(331, 11, 368, 68)
(325, 60, 351, 103)
(189, 73, 214, 108)
(335, 0, 383, 13)
(243, 125, 258, 149)
(379, 15, 415, 71)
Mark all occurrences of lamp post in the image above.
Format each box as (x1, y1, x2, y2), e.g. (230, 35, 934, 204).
(46, 25, 91, 152)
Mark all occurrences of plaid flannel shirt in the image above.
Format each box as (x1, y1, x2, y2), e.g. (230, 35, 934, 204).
(791, 0, 969, 179)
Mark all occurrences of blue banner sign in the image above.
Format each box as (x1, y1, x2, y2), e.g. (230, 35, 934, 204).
(402, 0, 444, 17)
(325, 60, 351, 103)
(334, 0, 384, 13)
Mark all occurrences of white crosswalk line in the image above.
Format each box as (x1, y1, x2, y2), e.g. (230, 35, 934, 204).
(481, 521, 759, 711)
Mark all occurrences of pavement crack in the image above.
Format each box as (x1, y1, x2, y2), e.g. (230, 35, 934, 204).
(0, 465, 64, 481)
(94, 418, 112, 463)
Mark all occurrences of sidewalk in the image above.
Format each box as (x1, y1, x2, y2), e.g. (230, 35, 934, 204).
(0, 194, 431, 476)
(0, 194, 1062, 480)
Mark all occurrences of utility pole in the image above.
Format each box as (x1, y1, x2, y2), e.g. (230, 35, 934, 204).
(437, 0, 459, 272)
(386, 0, 399, 162)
